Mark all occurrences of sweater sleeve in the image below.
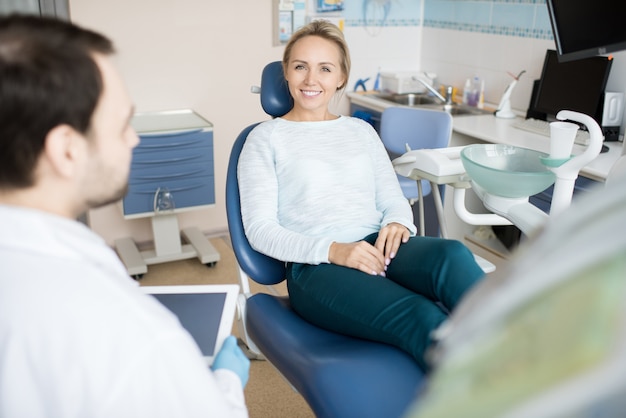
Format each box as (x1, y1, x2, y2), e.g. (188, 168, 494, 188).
(364, 122, 418, 236)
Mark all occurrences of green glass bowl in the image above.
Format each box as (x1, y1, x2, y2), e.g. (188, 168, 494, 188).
(461, 144, 556, 198)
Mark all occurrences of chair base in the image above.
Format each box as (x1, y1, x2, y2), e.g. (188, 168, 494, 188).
(246, 293, 425, 418)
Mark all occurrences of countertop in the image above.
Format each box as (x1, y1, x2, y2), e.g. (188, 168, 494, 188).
(347, 91, 623, 182)
(347, 91, 401, 113)
(451, 114, 622, 182)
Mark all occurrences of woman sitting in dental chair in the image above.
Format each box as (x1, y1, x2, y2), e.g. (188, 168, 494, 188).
(237, 20, 483, 372)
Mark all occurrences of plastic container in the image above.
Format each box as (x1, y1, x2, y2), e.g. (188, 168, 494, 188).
(464, 76, 482, 107)
(380, 71, 435, 94)
(462, 78, 471, 105)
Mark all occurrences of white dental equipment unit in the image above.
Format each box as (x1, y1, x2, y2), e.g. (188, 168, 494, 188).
(495, 70, 525, 119)
(405, 151, 626, 418)
(392, 109, 605, 239)
(398, 110, 622, 417)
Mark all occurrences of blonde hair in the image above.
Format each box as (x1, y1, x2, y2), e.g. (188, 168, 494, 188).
(282, 20, 351, 90)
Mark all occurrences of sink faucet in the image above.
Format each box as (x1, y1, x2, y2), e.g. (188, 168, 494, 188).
(412, 75, 454, 108)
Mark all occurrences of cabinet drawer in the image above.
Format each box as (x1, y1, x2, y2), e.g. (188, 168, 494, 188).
(123, 175, 215, 217)
(134, 129, 212, 153)
(133, 132, 212, 163)
(129, 162, 213, 183)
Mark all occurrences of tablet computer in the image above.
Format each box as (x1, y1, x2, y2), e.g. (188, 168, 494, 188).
(142, 284, 239, 366)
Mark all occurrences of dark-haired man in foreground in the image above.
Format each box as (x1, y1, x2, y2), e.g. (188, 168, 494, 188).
(0, 15, 249, 417)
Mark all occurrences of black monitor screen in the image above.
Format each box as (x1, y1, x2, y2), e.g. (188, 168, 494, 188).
(533, 50, 612, 124)
(547, 0, 626, 62)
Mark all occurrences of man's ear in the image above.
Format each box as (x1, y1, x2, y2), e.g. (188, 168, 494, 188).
(42, 125, 85, 179)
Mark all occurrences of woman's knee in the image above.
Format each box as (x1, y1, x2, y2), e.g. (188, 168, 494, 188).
(440, 239, 475, 262)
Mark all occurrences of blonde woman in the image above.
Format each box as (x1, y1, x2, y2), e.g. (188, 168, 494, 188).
(238, 20, 483, 372)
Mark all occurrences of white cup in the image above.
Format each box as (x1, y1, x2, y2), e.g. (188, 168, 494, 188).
(549, 121, 579, 159)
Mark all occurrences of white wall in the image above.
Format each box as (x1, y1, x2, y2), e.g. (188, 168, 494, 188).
(421, 27, 552, 113)
(343, 25, 423, 110)
(421, 27, 626, 128)
(71, 0, 281, 245)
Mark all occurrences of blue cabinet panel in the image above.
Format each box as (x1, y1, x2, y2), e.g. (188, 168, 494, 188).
(123, 176, 215, 216)
(122, 118, 215, 218)
(529, 175, 599, 213)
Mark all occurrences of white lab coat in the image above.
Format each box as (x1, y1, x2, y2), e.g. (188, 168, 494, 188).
(0, 205, 248, 418)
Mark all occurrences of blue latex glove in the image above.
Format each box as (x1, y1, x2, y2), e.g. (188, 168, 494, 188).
(211, 335, 250, 388)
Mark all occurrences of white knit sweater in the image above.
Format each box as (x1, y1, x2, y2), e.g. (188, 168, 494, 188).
(238, 115, 416, 265)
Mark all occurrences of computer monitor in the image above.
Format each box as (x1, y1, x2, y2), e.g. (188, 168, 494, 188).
(532, 49, 612, 128)
(547, 0, 626, 63)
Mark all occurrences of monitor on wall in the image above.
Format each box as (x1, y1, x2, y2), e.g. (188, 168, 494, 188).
(533, 49, 612, 126)
(547, 0, 626, 62)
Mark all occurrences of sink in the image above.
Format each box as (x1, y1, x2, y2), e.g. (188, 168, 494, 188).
(429, 104, 492, 116)
(372, 93, 492, 116)
(461, 144, 556, 198)
(374, 92, 439, 106)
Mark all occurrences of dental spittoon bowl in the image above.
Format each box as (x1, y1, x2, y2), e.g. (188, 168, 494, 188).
(461, 144, 556, 198)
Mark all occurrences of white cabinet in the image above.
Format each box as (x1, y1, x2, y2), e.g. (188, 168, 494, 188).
(114, 110, 220, 278)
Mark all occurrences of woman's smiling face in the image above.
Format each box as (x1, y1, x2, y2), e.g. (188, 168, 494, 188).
(284, 35, 346, 121)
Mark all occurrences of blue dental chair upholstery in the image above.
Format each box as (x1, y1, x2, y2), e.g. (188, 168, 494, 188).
(226, 62, 425, 418)
(379, 106, 453, 188)
(380, 106, 453, 237)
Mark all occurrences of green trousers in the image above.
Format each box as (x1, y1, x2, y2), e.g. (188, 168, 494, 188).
(286, 233, 484, 372)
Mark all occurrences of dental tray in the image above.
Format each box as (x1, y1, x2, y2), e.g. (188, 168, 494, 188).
(392, 146, 466, 179)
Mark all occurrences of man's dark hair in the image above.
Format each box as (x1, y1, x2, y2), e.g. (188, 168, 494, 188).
(0, 14, 115, 188)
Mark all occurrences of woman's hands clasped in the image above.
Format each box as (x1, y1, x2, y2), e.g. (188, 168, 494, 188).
(328, 223, 410, 276)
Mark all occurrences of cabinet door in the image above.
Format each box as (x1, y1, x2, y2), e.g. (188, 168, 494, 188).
(122, 129, 215, 218)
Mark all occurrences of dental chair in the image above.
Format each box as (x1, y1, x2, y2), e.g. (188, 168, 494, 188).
(379, 107, 452, 237)
(226, 61, 424, 418)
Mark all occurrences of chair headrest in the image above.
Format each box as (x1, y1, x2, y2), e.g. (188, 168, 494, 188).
(260, 61, 293, 118)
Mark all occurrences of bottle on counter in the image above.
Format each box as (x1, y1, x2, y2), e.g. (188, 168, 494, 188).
(464, 76, 482, 107)
(478, 79, 485, 109)
(462, 78, 471, 105)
